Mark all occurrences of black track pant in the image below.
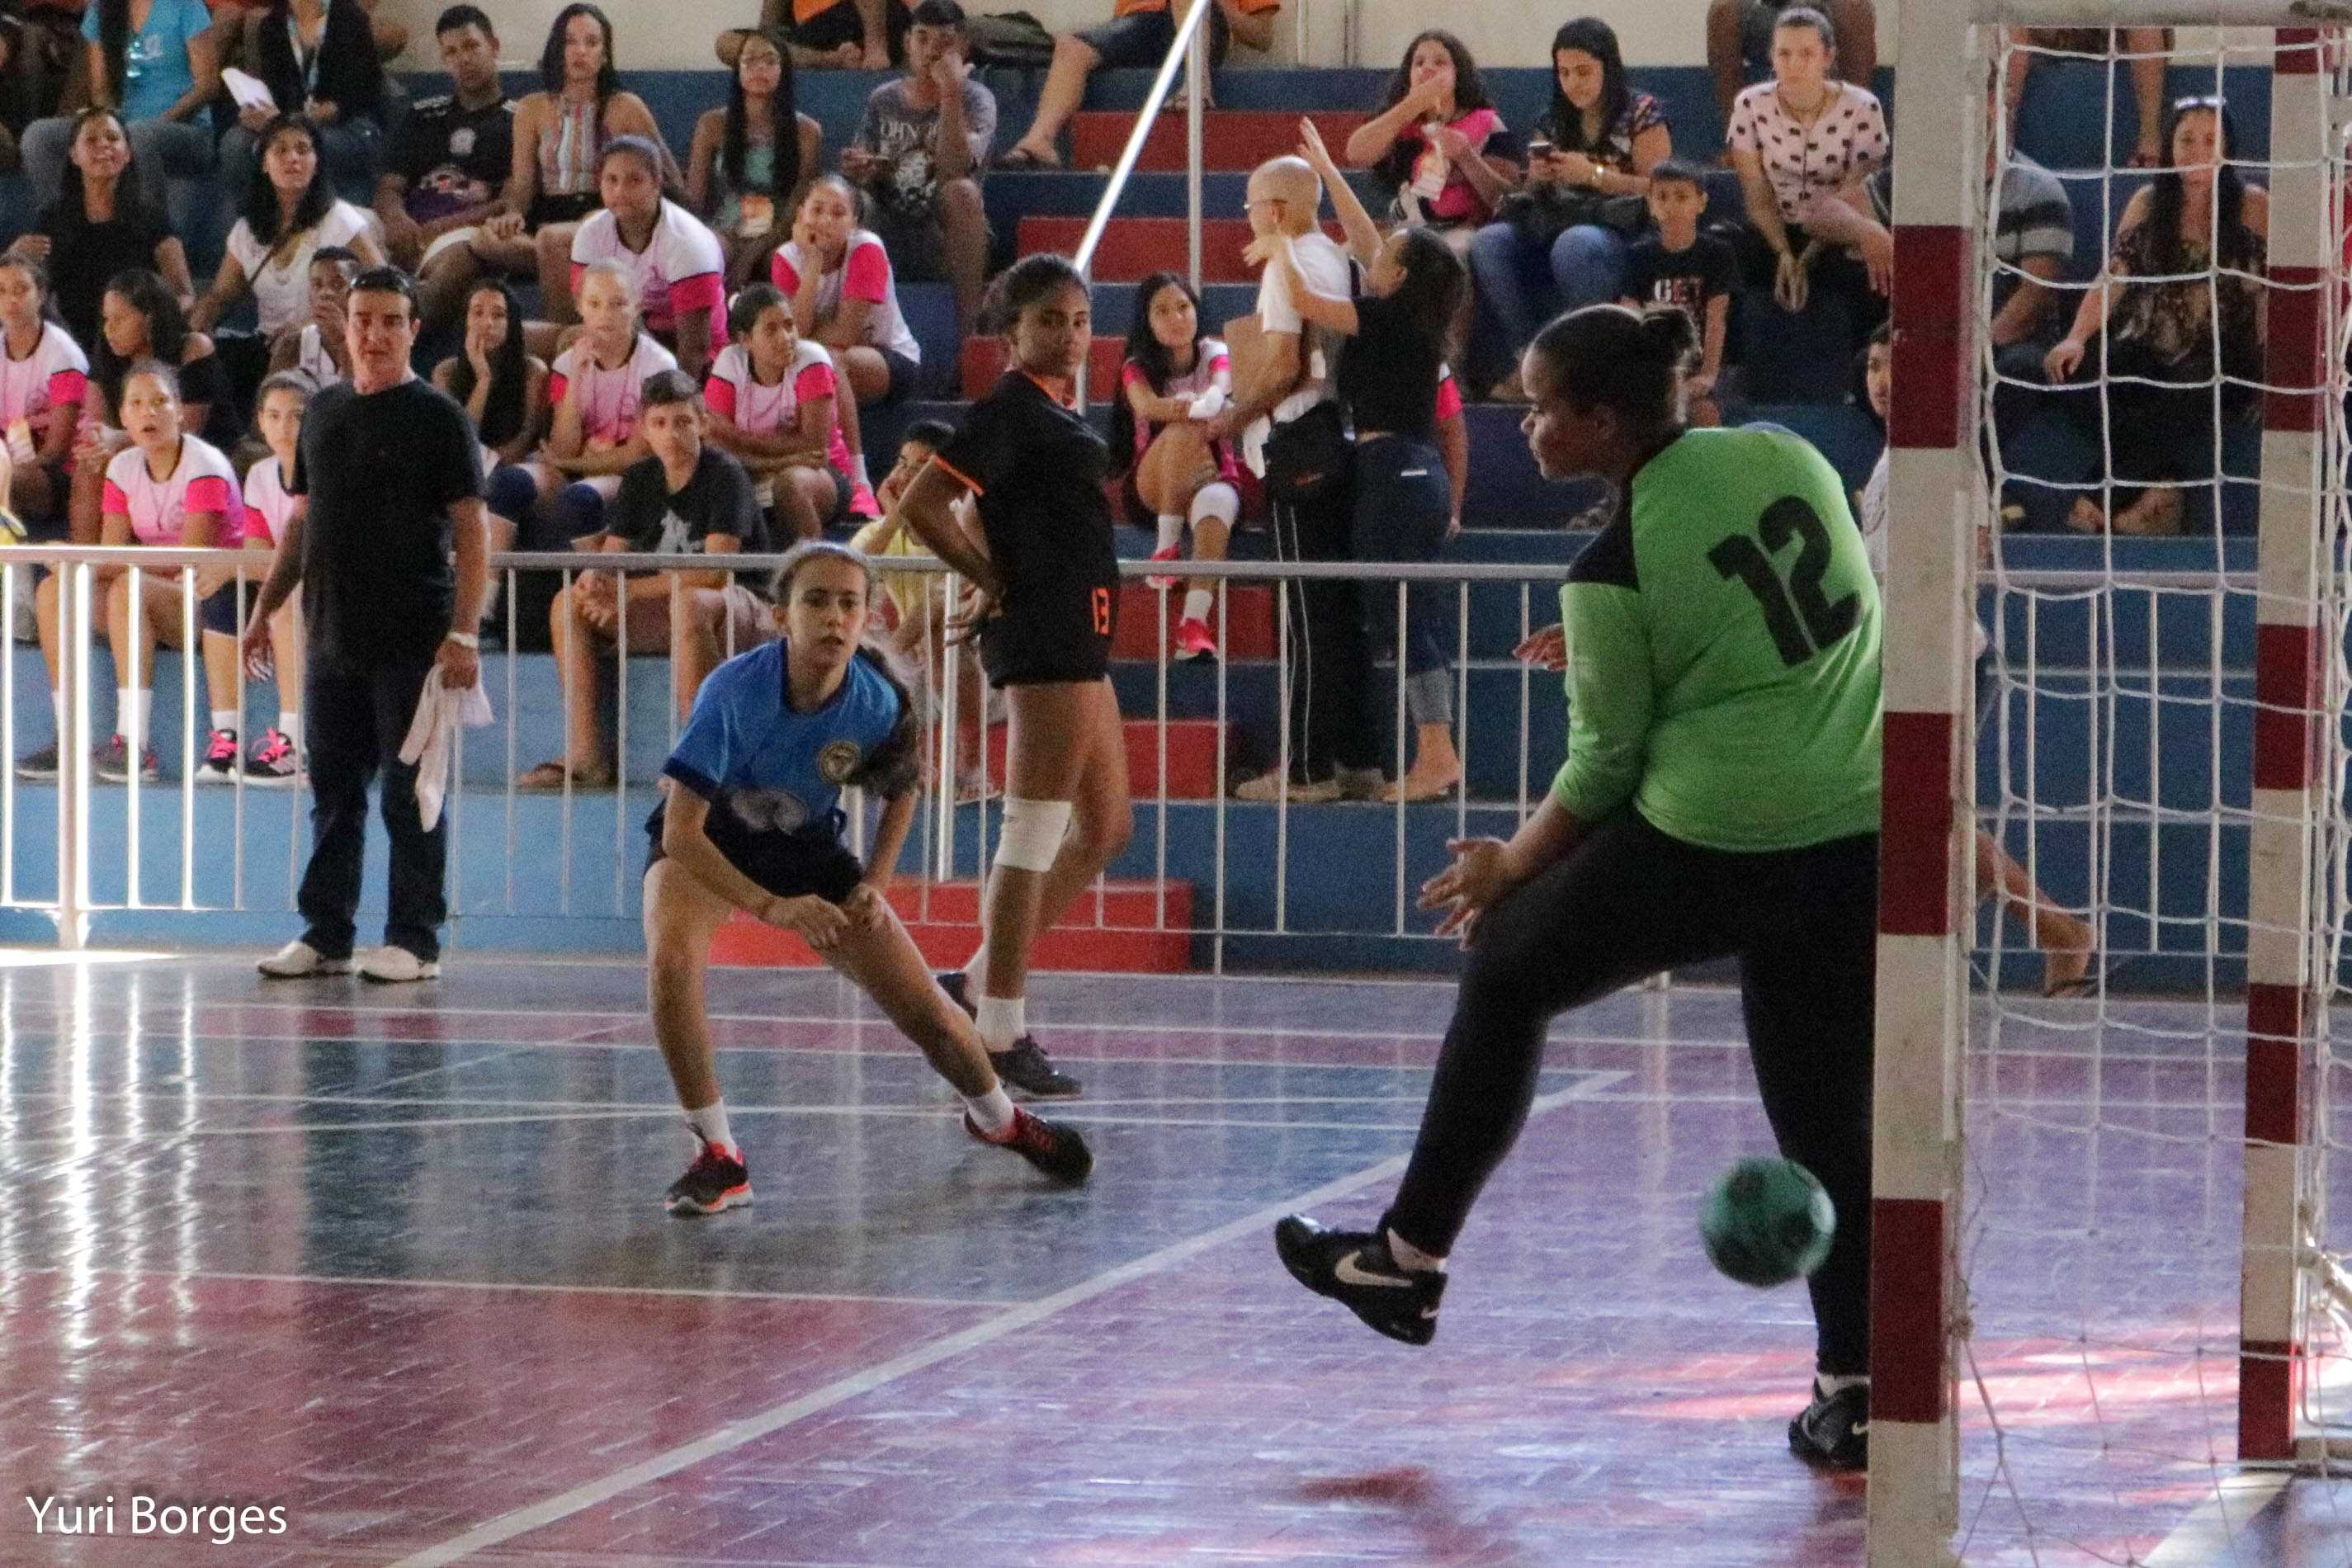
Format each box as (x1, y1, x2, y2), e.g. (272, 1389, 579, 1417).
(1267, 489, 1380, 782)
(1383, 809, 1879, 1375)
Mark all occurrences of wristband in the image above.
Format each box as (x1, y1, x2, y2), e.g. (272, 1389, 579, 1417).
(444, 631, 479, 649)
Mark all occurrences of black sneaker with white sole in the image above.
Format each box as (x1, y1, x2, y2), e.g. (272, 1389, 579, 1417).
(664, 1141, 752, 1216)
(936, 970, 1084, 1098)
(964, 1106, 1093, 1183)
(1788, 1379, 1868, 1470)
(1273, 1215, 1446, 1346)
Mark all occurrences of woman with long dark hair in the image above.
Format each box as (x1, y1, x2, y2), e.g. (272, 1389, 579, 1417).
(0, 253, 88, 531)
(2043, 97, 2267, 534)
(217, 0, 386, 208)
(192, 113, 384, 342)
(434, 280, 546, 465)
(17, 0, 220, 239)
(1468, 17, 1674, 396)
(70, 267, 228, 544)
(1109, 270, 1240, 661)
(9, 106, 193, 354)
(687, 26, 822, 287)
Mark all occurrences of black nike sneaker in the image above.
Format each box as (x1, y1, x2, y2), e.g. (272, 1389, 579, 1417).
(965, 1106, 1093, 1184)
(1788, 1379, 1869, 1470)
(1273, 1215, 1446, 1346)
(937, 971, 1084, 1098)
(664, 1141, 752, 1217)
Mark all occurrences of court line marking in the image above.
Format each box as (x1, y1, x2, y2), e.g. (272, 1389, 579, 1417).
(13, 1264, 1010, 1311)
(2142, 1472, 2292, 1566)
(385, 1070, 1620, 1568)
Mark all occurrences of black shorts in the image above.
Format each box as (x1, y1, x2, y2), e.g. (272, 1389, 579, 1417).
(643, 805, 865, 903)
(197, 580, 247, 636)
(789, 0, 911, 60)
(980, 574, 1118, 687)
(1078, 3, 1230, 68)
(526, 191, 600, 229)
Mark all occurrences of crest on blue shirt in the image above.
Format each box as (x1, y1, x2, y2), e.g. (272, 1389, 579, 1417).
(817, 739, 863, 785)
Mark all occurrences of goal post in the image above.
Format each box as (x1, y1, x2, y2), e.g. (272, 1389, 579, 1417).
(1875, 4, 2345, 1563)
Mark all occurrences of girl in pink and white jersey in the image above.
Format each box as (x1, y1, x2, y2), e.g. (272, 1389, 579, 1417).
(201, 371, 314, 786)
(566, 136, 727, 380)
(525, 259, 677, 544)
(0, 254, 88, 530)
(703, 282, 876, 544)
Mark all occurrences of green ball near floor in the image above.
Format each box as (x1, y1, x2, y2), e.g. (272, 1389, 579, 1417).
(1699, 1156, 1836, 1288)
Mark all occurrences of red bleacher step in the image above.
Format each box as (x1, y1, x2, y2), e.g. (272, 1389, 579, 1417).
(989, 717, 1222, 799)
(1067, 109, 1370, 173)
(1018, 216, 1345, 285)
(1113, 579, 1275, 661)
(961, 334, 1126, 400)
(711, 879, 1193, 971)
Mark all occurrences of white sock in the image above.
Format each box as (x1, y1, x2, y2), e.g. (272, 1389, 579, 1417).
(1182, 588, 1213, 624)
(277, 710, 300, 745)
(851, 451, 871, 490)
(964, 1084, 1018, 1138)
(684, 1099, 734, 1154)
(1386, 1227, 1447, 1274)
(1189, 479, 1239, 531)
(118, 688, 149, 746)
(975, 994, 1025, 1052)
(1155, 512, 1183, 554)
(210, 709, 237, 736)
(1816, 1372, 1868, 1399)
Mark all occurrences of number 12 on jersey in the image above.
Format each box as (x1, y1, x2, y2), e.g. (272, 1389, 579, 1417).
(1707, 496, 1860, 668)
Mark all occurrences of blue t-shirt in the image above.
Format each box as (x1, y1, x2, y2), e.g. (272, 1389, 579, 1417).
(659, 641, 918, 853)
(87, 0, 213, 125)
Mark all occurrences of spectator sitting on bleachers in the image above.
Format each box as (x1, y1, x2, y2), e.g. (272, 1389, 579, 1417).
(519, 369, 771, 792)
(997, 0, 1278, 171)
(687, 26, 822, 289)
(720, 0, 911, 73)
(431, 279, 547, 560)
(702, 281, 876, 545)
(374, 6, 522, 335)
(1725, 6, 1887, 334)
(202, 368, 312, 786)
(210, 0, 409, 67)
(10, 108, 194, 350)
(191, 112, 385, 404)
(70, 267, 228, 543)
(2006, 28, 2170, 170)
(18, 360, 236, 783)
(0, 254, 88, 534)
(1615, 161, 1736, 424)
(2042, 96, 2265, 536)
(522, 259, 678, 546)
(0, 13, 40, 175)
(772, 173, 923, 416)
(216, 0, 387, 213)
(1469, 17, 1670, 400)
(1707, 0, 1874, 125)
(497, 4, 680, 328)
(562, 136, 726, 380)
(844, 0, 992, 338)
(1111, 271, 1237, 661)
(18, 0, 220, 242)
(266, 243, 357, 385)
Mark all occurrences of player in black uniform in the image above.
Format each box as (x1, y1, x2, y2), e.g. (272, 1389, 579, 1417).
(881, 253, 1132, 1099)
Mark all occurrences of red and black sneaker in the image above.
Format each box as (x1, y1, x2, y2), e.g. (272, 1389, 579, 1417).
(664, 1141, 752, 1216)
(964, 1107, 1093, 1185)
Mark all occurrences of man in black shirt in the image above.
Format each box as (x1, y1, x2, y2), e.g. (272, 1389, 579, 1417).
(518, 370, 771, 791)
(243, 267, 488, 984)
(375, 5, 523, 333)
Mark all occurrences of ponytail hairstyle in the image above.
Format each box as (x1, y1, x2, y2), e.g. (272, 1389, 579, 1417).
(1528, 302, 1698, 434)
(766, 539, 925, 798)
(980, 251, 1086, 338)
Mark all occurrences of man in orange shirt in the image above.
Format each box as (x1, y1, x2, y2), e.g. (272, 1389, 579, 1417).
(997, 0, 1278, 170)
(719, 0, 912, 72)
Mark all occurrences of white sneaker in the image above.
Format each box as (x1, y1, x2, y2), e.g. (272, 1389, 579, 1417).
(257, 940, 352, 979)
(358, 947, 441, 984)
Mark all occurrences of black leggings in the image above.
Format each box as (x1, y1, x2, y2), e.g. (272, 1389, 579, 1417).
(1384, 809, 1879, 1375)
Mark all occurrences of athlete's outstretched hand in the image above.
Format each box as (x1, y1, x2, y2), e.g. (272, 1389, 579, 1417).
(1420, 837, 1515, 947)
(767, 892, 848, 952)
(1514, 623, 1566, 672)
(843, 882, 891, 933)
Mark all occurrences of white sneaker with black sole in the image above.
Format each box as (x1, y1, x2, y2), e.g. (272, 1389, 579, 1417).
(358, 947, 440, 983)
(257, 940, 352, 978)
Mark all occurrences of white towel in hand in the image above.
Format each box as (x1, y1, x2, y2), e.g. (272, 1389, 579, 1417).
(398, 665, 494, 831)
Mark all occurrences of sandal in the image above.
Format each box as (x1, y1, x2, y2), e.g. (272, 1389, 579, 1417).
(517, 759, 615, 792)
(996, 145, 1060, 171)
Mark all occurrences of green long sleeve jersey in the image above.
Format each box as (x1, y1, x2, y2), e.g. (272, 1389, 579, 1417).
(1551, 425, 1884, 852)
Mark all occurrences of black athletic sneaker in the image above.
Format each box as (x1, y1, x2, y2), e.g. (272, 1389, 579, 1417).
(664, 1141, 752, 1217)
(1273, 1215, 1446, 1346)
(936, 971, 1084, 1098)
(1788, 1379, 1869, 1470)
(965, 1106, 1093, 1184)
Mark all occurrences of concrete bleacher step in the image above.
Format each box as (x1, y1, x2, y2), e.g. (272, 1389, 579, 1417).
(1018, 215, 1342, 284)
(707, 878, 1194, 971)
(1067, 109, 1369, 172)
(1116, 579, 1276, 661)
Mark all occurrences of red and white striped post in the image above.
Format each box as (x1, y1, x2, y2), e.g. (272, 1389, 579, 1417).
(2239, 25, 2331, 1468)
(1871, 2, 1975, 1561)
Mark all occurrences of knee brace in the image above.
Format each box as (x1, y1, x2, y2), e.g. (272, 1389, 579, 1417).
(994, 796, 1073, 873)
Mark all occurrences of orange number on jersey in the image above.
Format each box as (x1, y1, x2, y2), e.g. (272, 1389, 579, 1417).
(1092, 587, 1112, 636)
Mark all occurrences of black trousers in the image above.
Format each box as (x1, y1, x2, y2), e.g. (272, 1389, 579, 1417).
(298, 654, 446, 961)
(1267, 485, 1380, 781)
(1384, 809, 1880, 1375)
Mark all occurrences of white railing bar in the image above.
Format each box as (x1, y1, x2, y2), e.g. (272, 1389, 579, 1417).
(1071, 0, 1217, 280)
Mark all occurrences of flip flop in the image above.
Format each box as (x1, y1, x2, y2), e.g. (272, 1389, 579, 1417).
(516, 760, 616, 792)
(2042, 952, 2124, 1000)
(995, 147, 1060, 171)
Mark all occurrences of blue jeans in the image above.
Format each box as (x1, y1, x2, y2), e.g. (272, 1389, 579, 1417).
(1469, 220, 1630, 374)
(23, 114, 215, 234)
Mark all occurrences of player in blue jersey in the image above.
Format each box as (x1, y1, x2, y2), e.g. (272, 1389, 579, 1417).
(643, 541, 1093, 1216)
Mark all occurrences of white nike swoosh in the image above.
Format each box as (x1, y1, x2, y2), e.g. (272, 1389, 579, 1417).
(1334, 1252, 1412, 1289)
(1851, 1422, 1869, 1437)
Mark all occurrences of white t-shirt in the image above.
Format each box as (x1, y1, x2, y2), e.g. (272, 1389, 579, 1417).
(242, 452, 299, 545)
(569, 201, 727, 339)
(1860, 446, 1990, 659)
(0, 321, 89, 441)
(1244, 229, 1352, 475)
(291, 324, 342, 388)
(225, 200, 373, 337)
(769, 231, 922, 365)
(548, 333, 678, 446)
(102, 434, 239, 545)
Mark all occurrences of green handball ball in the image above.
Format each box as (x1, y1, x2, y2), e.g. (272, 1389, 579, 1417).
(1700, 1156, 1836, 1287)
